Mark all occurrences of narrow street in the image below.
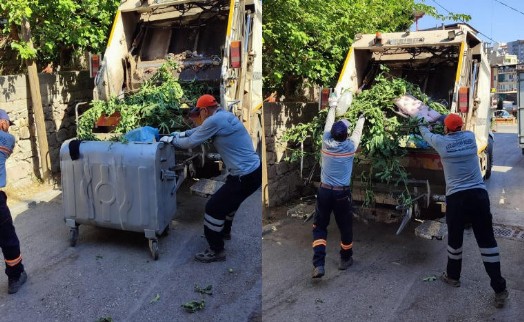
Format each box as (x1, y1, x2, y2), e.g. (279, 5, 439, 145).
(0, 183, 262, 321)
(262, 124, 524, 322)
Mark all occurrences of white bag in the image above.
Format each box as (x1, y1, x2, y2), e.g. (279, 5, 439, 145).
(336, 90, 353, 116)
(394, 95, 428, 117)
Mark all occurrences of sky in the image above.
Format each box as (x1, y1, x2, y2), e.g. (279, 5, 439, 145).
(414, 0, 524, 44)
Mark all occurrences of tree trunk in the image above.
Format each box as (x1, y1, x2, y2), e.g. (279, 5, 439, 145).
(20, 19, 50, 182)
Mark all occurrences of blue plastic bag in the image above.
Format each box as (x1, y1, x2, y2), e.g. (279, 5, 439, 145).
(124, 126, 160, 142)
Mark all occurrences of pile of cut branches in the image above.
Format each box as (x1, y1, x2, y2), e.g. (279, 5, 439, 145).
(282, 67, 448, 207)
(77, 60, 214, 140)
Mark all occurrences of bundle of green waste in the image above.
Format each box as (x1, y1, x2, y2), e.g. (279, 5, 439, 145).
(77, 62, 214, 141)
(282, 68, 448, 162)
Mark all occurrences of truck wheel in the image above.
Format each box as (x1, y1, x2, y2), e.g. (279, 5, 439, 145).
(484, 135, 494, 180)
(484, 151, 492, 180)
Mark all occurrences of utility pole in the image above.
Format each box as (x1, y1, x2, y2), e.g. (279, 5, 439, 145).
(20, 18, 50, 182)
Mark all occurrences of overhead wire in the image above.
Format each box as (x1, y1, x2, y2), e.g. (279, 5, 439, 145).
(493, 0, 524, 16)
(428, 0, 498, 43)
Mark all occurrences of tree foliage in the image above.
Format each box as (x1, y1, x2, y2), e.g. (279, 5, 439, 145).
(263, 0, 470, 98)
(0, 0, 119, 72)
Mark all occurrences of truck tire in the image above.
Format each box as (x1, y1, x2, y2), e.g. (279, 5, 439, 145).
(484, 136, 494, 180)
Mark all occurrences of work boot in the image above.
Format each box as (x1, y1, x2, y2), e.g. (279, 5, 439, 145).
(494, 289, 509, 308)
(194, 249, 226, 263)
(338, 257, 353, 270)
(312, 266, 325, 279)
(440, 272, 461, 287)
(8, 271, 27, 294)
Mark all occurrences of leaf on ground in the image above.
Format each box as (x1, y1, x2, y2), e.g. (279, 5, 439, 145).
(96, 317, 113, 322)
(423, 275, 437, 282)
(95, 255, 103, 260)
(150, 293, 161, 303)
(194, 284, 213, 295)
(228, 268, 234, 273)
(315, 298, 324, 303)
(181, 300, 206, 313)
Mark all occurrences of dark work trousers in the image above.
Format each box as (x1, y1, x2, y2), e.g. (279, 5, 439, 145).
(312, 186, 353, 268)
(204, 163, 262, 252)
(446, 188, 506, 293)
(0, 191, 24, 279)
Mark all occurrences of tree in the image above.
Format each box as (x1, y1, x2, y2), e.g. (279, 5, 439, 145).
(263, 0, 470, 98)
(0, 0, 119, 73)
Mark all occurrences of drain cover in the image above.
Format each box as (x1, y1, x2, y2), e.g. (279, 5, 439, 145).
(492, 224, 524, 241)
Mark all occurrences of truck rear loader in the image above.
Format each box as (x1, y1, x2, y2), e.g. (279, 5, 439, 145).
(334, 24, 494, 238)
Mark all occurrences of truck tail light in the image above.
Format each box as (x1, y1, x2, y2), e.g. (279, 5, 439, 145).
(458, 86, 469, 113)
(374, 32, 383, 46)
(89, 53, 100, 78)
(230, 41, 241, 68)
(319, 88, 331, 110)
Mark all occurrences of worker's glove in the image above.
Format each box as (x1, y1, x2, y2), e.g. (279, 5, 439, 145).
(328, 93, 338, 109)
(170, 131, 186, 138)
(159, 136, 174, 144)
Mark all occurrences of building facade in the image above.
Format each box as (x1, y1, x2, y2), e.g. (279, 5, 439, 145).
(507, 40, 524, 63)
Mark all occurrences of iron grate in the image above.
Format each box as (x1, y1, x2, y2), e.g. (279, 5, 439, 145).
(492, 224, 524, 241)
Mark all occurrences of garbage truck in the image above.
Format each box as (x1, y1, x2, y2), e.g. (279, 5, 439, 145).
(332, 24, 494, 238)
(93, 0, 263, 151)
(61, 0, 262, 258)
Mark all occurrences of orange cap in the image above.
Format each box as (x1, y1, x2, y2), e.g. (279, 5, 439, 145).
(196, 94, 218, 108)
(189, 94, 219, 117)
(444, 114, 463, 132)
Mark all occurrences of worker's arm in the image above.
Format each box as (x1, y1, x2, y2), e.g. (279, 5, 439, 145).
(172, 118, 219, 149)
(324, 107, 336, 133)
(183, 128, 197, 137)
(418, 125, 442, 150)
(349, 116, 365, 149)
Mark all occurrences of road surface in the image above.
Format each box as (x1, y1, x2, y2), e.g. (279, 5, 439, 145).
(262, 124, 524, 321)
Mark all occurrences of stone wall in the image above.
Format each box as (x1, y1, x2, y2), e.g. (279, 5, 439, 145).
(263, 102, 318, 207)
(0, 71, 94, 188)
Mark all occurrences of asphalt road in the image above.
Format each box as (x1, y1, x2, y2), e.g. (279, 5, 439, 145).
(0, 182, 262, 322)
(262, 124, 524, 322)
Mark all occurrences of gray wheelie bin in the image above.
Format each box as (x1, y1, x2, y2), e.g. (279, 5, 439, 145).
(60, 140, 185, 259)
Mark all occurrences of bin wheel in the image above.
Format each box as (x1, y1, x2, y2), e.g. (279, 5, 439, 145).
(149, 239, 159, 260)
(69, 228, 79, 247)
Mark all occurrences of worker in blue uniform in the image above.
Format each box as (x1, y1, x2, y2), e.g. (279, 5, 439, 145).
(161, 95, 261, 263)
(418, 113, 508, 308)
(312, 94, 365, 278)
(0, 109, 27, 294)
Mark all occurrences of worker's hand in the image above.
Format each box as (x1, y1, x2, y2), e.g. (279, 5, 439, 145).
(358, 113, 366, 121)
(159, 136, 174, 144)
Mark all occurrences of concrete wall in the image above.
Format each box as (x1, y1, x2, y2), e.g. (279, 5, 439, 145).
(263, 102, 318, 207)
(0, 71, 93, 188)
